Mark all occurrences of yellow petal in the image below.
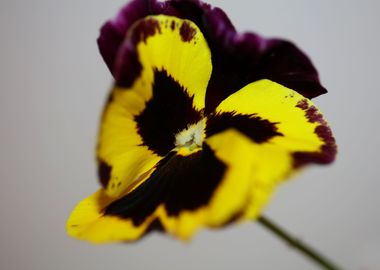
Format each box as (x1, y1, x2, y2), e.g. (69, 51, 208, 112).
(66, 190, 154, 244)
(158, 129, 256, 240)
(68, 130, 256, 243)
(213, 79, 333, 155)
(207, 79, 336, 219)
(97, 15, 213, 197)
(132, 15, 212, 110)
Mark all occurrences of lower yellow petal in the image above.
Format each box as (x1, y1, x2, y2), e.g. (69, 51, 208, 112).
(66, 190, 154, 244)
(67, 130, 258, 243)
(157, 129, 256, 240)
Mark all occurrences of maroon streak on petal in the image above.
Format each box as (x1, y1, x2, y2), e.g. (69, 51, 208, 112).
(98, 0, 327, 103)
(205, 112, 283, 144)
(292, 99, 337, 168)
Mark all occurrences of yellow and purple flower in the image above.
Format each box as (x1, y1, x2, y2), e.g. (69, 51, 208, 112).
(67, 0, 337, 243)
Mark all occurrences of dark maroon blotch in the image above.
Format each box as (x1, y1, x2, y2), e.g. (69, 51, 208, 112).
(295, 99, 308, 110)
(104, 144, 226, 226)
(179, 21, 197, 42)
(130, 18, 161, 44)
(206, 112, 283, 143)
(135, 68, 203, 156)
(98, 160, 112, 188)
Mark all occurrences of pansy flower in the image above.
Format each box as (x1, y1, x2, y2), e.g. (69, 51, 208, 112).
(67, 0, 336, 243)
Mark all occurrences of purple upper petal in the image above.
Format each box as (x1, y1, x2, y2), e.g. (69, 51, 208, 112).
(98, 0, 151, 73)
(98, 0, 327, 110)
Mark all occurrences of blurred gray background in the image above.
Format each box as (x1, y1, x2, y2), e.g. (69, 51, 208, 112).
(0, 0, 379, 269)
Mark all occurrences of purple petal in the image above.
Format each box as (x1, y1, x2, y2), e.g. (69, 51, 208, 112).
(98, 0, 327, 106)
(98, 0, 150, 74)
(201, 7, 327, 112)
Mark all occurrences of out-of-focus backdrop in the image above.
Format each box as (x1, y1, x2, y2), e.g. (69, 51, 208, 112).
(0, 0, 379, 269)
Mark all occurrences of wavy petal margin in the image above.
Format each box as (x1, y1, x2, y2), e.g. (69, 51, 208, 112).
(98, 0, 327, 112)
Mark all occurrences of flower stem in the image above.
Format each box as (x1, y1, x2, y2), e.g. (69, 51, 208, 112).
(257, 216, 343, 270)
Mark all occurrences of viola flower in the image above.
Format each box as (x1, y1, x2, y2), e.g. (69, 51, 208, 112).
(67, 0, 336, 243)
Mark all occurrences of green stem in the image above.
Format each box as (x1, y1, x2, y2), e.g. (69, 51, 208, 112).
(257, 216, 343, 270)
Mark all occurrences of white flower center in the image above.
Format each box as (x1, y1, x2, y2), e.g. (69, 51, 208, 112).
(175, 120, 205, 151)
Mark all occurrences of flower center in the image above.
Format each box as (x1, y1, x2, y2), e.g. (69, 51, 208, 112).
(175, 120, 205, 154)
